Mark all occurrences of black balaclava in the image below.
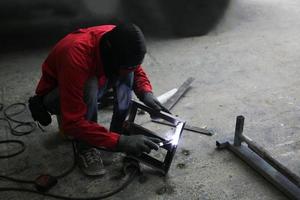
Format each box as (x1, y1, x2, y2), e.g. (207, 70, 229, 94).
(100, 23, 147, 77)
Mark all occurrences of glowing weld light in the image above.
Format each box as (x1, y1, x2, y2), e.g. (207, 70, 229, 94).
(171, 122, 184, 146)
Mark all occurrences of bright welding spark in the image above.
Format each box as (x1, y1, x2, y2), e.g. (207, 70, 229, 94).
(171, 122, 184, 146)
(157, 122, 184, 147)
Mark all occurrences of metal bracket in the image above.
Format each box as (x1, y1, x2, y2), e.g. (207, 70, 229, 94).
(123, 100, 186, 175)
(217, 116, 300, 200)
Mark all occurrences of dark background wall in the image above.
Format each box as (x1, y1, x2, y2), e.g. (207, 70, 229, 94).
(0, 0, 230, 50)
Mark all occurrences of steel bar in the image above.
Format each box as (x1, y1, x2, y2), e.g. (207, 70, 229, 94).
(216, 116, 300, 199)
(132, 100, 180, 124)
(216, 141, 300, 200)
(234, 115, 244, 146)
(248, 141, 300, 189)
(151, 118, 213, 136)
(234, 116, 300, 188)
(162, 77, 195, 110)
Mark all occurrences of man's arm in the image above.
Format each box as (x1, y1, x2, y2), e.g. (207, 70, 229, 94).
(133, 66, 170, 113)
(133, 65, 152, 95)
(58, 45, 120, 149)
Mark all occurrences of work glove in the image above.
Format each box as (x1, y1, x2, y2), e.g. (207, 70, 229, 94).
(140, 92, 171, 113)
(28, 95, 52, 126)
(117, 134, 161, 156)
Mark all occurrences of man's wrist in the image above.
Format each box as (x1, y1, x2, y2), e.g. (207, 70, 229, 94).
(138, 91, 153, 101)
(115, 134, 126, 152)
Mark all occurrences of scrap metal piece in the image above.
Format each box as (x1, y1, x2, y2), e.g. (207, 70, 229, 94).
(217, 116, 300, 200)
(162, 77, 195, 110)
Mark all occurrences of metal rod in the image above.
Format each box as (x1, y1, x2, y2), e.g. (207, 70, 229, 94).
(128, 104, 138, 122)
(131, 100, 179, 124)
(234, 115, 244, 146)
(240, 134, 300, 188)
(163, 77, 194, 111)
(151, 119, 213, 136)
(217, 115, 300, 199)
(227, 143, 300, 199)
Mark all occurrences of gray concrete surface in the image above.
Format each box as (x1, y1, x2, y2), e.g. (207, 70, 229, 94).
(0, 0, 300, 199)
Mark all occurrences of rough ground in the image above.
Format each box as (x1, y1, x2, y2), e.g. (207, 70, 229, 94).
(0, 0, 300, 199)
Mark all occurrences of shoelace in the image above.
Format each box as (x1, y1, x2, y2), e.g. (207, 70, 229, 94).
(83, 149, 102, 165)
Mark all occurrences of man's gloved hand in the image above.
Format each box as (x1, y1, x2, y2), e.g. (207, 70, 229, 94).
(28, 95, 52, 126)
(140, 92, 171, 113)
(117, 134, 161, 156)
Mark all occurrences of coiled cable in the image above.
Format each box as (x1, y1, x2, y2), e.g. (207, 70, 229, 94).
(0, 102, 139, 199)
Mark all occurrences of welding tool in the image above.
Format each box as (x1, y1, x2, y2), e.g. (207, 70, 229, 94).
(123, 100, 185, 175)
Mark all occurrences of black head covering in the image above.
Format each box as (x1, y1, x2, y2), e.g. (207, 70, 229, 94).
(101, 23, 147, 72)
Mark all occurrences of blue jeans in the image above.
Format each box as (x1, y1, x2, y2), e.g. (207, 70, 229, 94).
(43, 73, 134, 135)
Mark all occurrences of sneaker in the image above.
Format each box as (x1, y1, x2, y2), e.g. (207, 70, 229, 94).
(77, 147, 107, 176)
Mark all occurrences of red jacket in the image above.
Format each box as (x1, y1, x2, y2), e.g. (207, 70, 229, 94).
(35, 25, 152, 149)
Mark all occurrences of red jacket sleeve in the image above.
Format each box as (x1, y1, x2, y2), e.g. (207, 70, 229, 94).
(35, 58, 58, 96)
(133, 65, 152, 96)
(58, 44, 120, 149)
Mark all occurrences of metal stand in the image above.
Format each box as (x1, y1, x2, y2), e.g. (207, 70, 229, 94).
(216, 116, 300, 200)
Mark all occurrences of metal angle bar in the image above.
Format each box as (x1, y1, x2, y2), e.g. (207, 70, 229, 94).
(132, 100, 181, 124)
(151, 118, 213, 136)
(217, 141, 300, 200)
(241, 135, 300, 188)
(163, 77, 195, 111)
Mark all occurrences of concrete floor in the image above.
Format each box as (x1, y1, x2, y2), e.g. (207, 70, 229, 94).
(0, 0, 300, 199)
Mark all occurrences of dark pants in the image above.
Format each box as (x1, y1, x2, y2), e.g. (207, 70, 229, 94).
(43, 73, 134, 149)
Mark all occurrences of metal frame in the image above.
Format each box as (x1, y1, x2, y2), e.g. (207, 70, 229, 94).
(123, 100, 185, 175)
(216, 116, 300, 200)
